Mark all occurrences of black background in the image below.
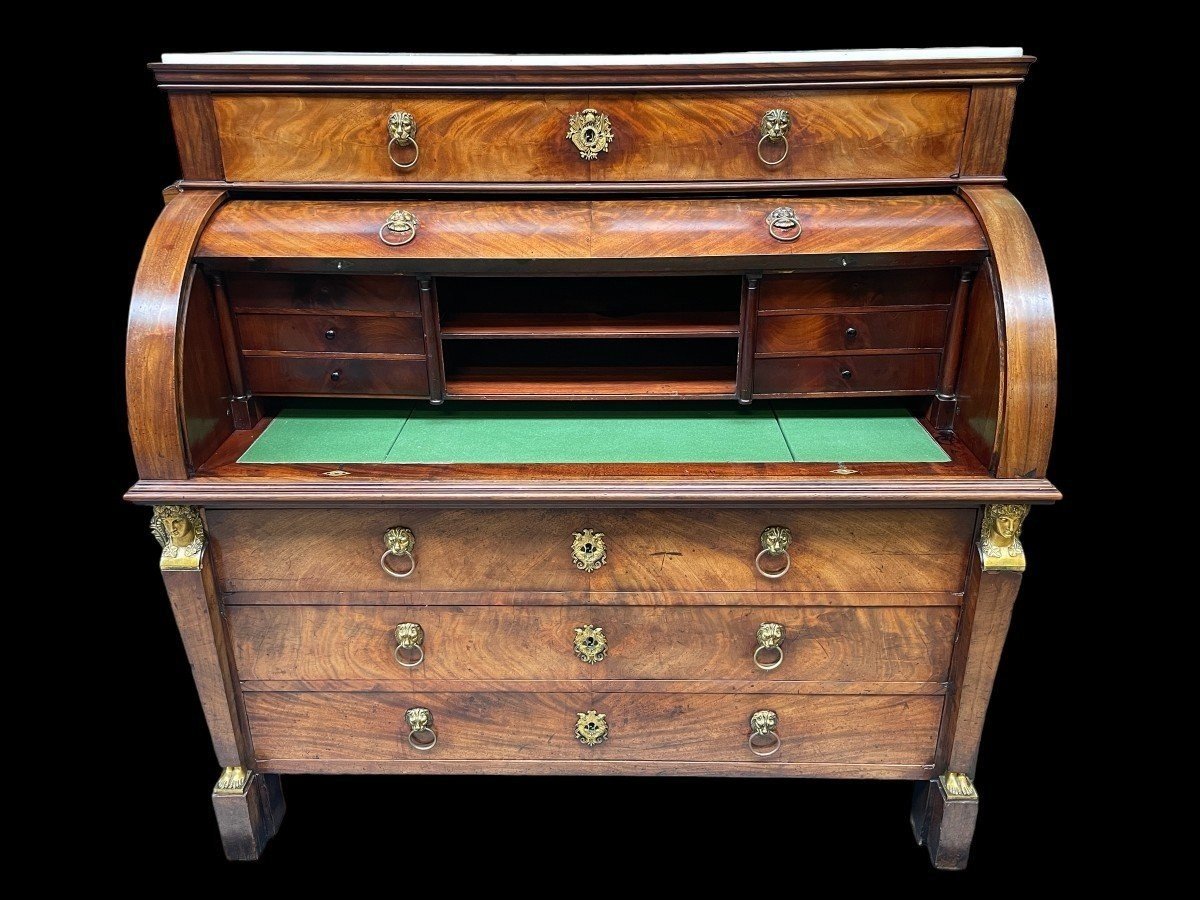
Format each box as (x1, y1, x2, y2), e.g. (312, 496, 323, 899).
(94, 27, 1085, 882)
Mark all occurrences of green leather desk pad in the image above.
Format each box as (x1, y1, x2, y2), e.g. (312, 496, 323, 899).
(239, 402, 950, 464)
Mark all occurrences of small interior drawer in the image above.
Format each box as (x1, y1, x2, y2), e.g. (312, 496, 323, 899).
(754, 353, 940, 396)
(757, 309, 949, 354)
(243, 356, 429, 396)
(237, 313, 425, 355)
(758, 270, 958, 311)
(223, 274, 422, 315)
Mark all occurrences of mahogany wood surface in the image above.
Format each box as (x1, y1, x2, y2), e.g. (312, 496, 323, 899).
(223, 273, 422, 315)
(180, 271, 234, 467)
(245, 690, 943, 765)
(756, 309, 948, 354)
(168, 92, 224, 180)
(226, 590, 961, 608)
(236, 313, 424, 354)
(212, 772, 284, 862)
(959, 187, 1056, 477)
(242, 355, 428, 396)
(127, 190, 226, 479)
(440, 311, 739, 339)
(228, 604, 958, 684)
(255, 759, 934, 778)
(753, 352, 941, 395)
(417, 277, 445, 404)
(207, 507, 974, 593)
(954, 265, 1003, 469)
(758, 269, 958, 311)
(960, 86, 1018, 176)
(444, 366, 735, 399)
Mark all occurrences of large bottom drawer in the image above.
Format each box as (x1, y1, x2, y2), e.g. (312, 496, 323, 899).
(246, 691, 941, 773)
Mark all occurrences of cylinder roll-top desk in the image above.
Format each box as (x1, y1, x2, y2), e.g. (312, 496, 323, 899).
(126, 48, 1058, 868)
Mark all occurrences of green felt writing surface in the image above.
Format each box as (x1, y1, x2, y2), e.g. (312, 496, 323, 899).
(775, 406, 950, 462)
(237, 404, 414, 464)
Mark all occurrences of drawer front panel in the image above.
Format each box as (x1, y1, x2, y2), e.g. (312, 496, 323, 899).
(237, 314, 425, 354)
(758, 270, 958, 311)
(247, 691, 942, 765)
(229, 605, 959, 684)
(757, 309, 949, 354)
(754, 354, 940, 395)
(208, 508, 975, 593)
(243, 356, 429, 396)
(590, 89, 968, 182)
(225, 274, 422, 315)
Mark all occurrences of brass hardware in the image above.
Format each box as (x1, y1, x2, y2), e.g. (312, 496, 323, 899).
(748, 709, 780, 757)
(757, 108, 791, 166)
(571, 529, 608, 573)
(151, 505, 206, 571)
(329, 369, 342, 382)
(753, 622, 785, 671)
(566, 108, 614, 160)
(940, 772, 978, 800)
(766, 206, 801, 243)
(386, 111, 419, 169)
(840, 368, 852, 380)
(214, 765, 251, 795)
(379, 209, 419, 247)
(394, 622, 425, 668)
(979, 504, 1029, 571)
(322, 469, 351, 477)
(755, 526, 792, 579)
(573, 625, 608, 664)
(381, 526, 416, 578)
(405, 707, 436, 751)
(575, 710, 609, 746)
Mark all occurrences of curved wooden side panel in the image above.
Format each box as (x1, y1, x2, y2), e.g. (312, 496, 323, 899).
(127, 190, 227, 479)
(958, 187, 1056, 478)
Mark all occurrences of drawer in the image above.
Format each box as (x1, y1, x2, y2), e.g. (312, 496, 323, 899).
(246, 691, 942, 768)
(243, 356, 429, 396)
(756, 309, 949, 354)
(754, 354, 941, 396)
(210, 89, 968, 185)
(224, 274, 422, 315)
(759, 270, 958, 311)
(228, 605, 959, 684)
(208, 508, 975, 593)
(237, 313, 425, 355)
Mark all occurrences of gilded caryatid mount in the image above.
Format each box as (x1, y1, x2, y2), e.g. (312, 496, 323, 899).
(151, 505, 206, 570)
(978, 504, 1029, 571)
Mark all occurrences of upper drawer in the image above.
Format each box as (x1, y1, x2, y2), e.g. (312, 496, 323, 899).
(202, 89, 969, 185)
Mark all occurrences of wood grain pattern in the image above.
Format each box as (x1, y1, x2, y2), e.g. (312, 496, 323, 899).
(161, 558, 248, 765)
(242, 355, 428, 396)
(127, 190, 226, 479)
(759, 269, 958, 311)
(752, 353, 940, 395)
(214, 93, 585, 183)
(590, 89, 968, 181)
(418, 277, 445, 404)
(954, 265, 1003, 469)
(226, 590, 960, 608)
(180, 270, 233, 467)
(195, 196, 987, 269)
(936, 556, 1022, 774)
(736, 275, 759, 403)
(207, 507, 974, 593)
(246, 691, 943, 766)
(756, 309, 948, 354)
(959, 187, 1056, 477)
(235, 313, 424, 354)
(212, 771, 284, 862)
(168, 92, 225, 180)
(229, 604, 958, 684)
(960, 86, 1018, 176)
(223, 273, 422, 315)
(444, 366, 735, 399)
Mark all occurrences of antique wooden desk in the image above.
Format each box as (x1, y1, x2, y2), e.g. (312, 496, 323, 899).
(126, 49, 1058, 868)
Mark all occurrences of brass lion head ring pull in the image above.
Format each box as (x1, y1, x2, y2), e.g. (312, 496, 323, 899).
(393, 622, 425, 668)
(405, 707, 436, 751)
(748, 709, 780, 757)
(766, 207, 802, 243)
(757, 108, 791, 166)
(755, 526, 792, 579)
(381, 526, 416, 578)
(753, 622, 785, 671)
(379, 210, 419, 247)
(386, 111, 419, 169)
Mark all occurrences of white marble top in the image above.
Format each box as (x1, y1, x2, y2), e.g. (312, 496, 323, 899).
(160, 48, 1025, 66)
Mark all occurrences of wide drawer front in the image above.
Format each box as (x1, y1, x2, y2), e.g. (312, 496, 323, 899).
(212, 89, 969, 184)
(756, 309, 950, 354)
(236, 314, 425, 355)
(242, 356, 429, 396)
(228, 605, 959, 684)
(208, 508, 976, 593)
(246, 691, 942, 766)
(753, 353, 941, 396)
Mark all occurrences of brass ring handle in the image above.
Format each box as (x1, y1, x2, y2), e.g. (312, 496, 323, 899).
(748, 709, 780, 757)
(386, 111, 419, 170)
(393, 622, 425, 668)
(753, 622, 785, 671)
(573, 625, 608, 664)
(567, 108, 614, 160)
(379, 210, 419, 247)
(405, 707, 436, 751)
(575, 710, 609, 746)
(571, 529, 608, 573)
(766, 207, 802, 243)
(380, 526, 416, 578)
(757, 109, 791, 166)
(755, 526, 792, 579)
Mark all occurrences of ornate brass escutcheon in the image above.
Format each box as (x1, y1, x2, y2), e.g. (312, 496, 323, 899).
(379, 209, 419, 247)
(381, 526, 416, 578)
(765, 206, 801, 243)
(575, 710, 609, 746)
(571, 529, 608, 573)
(386, 110, 419, 169)
(754, 622, 785, 671)
(393, 622, 425, 668)
(566, 108, 614, 160)
(748, 709, 780, 757)
(573, 625, 608, 664)
(758, 108, 791, 166)
(755, 526, 792, 579)
(405, 706, 436, 751)
(978, 504, 1029, 571)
